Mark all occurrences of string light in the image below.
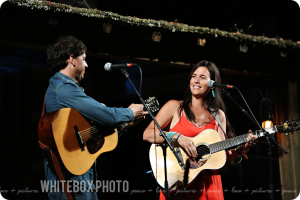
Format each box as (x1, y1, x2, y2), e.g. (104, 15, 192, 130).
(197, 38, 206, 46)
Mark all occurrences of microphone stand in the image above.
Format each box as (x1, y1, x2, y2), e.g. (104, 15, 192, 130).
(222, 89, 287, 200)
(120, 68, 185, 200)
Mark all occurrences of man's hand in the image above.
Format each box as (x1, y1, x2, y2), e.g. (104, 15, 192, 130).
(128, 104, 149, 127)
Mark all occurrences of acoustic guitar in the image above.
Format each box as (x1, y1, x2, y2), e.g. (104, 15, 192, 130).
(149, 120, 300, 190)
(38, 97, 159, 176)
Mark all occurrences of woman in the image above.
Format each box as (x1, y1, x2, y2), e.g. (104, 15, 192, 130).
(143, 60, 258, 200)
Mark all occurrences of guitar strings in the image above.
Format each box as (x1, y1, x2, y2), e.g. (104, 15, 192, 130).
(196, 147, 209, 153)
(80, 127, 98, 136)
(80, 125, 116, 139)
(81, 128, 100, 138)
(80, 126, 116, 139)
(77, 100, 159, 138)
(79, 104, 159, 138)
(196, 146, 210, 156)
(72, 100, 160, 140)
(78, 126, 99, 138)
(197, 150, 210, 155)
(197, 149, 209, 154)
(196, 134, 248, 155)
(81, 130, 100, 139)
(81, 131, 97, 139)
(80, 126, 98, 135)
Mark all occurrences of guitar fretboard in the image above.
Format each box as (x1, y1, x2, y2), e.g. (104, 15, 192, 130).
(208, 133, 249, 154)
(205, 125, 278, 154)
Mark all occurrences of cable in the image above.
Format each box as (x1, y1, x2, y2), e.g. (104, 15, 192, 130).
(136, 64, 143, 96)
(136, 63, 158, 199)
(154, 121, 159, 200)
(236, 88, 264, 130)
(45, 160, 49, 200)
(259, 89, 275, 123)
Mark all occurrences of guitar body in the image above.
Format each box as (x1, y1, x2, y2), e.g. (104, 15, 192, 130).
(38, 108, 118, 175)
(149, 119, 300, 190)
(38, 97, 160, 176)
(149, 129, 226, 190)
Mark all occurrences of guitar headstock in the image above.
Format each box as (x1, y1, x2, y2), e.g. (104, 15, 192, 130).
(275, 119, 300, 133)
(144, 97, 160, 112)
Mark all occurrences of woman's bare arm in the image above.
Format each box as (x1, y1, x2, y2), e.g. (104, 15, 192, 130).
(143, 100, 180, 143)
(143, 100, 198, 157)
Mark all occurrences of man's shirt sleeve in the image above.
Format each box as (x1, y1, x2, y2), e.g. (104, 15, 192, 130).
(56, 83, 135, 126)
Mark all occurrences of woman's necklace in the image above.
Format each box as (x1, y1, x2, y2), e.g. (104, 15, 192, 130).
(193, 114, 214, 128)
(193, 119, 201, 127)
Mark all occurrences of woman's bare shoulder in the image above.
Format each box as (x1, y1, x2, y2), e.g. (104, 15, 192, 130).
(217, 109, 225, 117)
(164, 100, 182, 107)
(159, 100, 182, 113)
(217, 109, 226, 123)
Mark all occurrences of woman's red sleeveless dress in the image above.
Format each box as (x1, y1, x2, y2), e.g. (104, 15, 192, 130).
(159, 110, 224, 200)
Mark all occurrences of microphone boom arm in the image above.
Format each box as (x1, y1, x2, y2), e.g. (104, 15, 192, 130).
(120, 68, 185, 200)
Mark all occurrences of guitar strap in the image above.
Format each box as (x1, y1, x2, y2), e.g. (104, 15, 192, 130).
(210, 108, 226, 134)
(39, 94, 73, 200)
(210, 109, 229, 172)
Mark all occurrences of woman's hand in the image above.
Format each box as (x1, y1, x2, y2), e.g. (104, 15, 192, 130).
(176, 134, 198, 158)
(242, 130, 258, 153)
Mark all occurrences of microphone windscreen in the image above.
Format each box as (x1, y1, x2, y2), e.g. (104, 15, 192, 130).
(104, 62, 112, 71)
(207, 80, 214, 88)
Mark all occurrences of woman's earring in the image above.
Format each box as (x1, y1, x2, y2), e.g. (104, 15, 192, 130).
(212, 89, 215, 98)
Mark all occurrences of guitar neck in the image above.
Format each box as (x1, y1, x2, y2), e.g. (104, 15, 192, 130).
(208, 133, 249, 154)
(207, 125, 278, 154)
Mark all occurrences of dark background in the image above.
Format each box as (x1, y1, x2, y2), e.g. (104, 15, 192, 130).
(0, 0, 299, 199)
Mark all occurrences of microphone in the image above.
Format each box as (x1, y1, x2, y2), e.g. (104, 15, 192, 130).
(104, 62, 135, 71)
(208, 80, 237, 89)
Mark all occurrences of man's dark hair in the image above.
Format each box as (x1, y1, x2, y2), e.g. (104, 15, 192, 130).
(47, 36, 87, 72)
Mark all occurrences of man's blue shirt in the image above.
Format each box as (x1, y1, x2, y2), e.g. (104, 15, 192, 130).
(44, 72, 135, 191)
(45, 72, 134, 126)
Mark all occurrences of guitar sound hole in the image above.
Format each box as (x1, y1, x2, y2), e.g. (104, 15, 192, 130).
(86, 138, 105, 154)
(186, 145, 210, 169)
(197, 145, 211, 160)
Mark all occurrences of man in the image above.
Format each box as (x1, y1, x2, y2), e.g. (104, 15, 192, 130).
(44, 35, 148, 200)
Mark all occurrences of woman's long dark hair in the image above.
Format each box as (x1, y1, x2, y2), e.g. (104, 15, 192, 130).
(180, 60, 235, 138)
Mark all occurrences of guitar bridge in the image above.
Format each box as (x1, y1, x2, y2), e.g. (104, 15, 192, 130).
(74, 126, 85, 151)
